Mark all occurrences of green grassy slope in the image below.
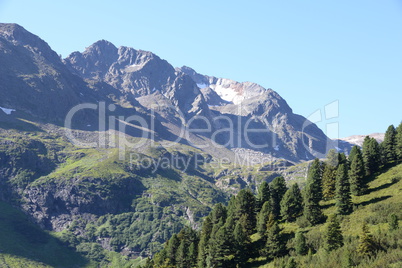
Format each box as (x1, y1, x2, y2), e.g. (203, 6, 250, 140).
(255, 163, 402, 268)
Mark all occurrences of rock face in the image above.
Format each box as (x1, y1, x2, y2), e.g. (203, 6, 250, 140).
(178, 66, 334, 161)
(23, 175, 145, 230)
(65, 42, 211, 121)
(65, 40, 176, 97)
(66, 47, 335, 161)
(0, 24, 96, 123)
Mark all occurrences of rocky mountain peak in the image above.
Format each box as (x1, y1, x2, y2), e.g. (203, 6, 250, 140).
(64, 39, 118, 79)
(0, 23, 37, 44)
(178, 66, 274, 105)
(65, 41, 178, 97)
(0, 23, 61, 64)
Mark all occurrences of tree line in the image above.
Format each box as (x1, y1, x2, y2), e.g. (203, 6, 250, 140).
(143, 123, 402, 267)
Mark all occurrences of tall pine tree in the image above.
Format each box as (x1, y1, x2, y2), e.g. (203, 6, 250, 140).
(166, 234, 180, 265)
(349, 146, 366, 196)
(322, 162, 337, 200)
(211, 203, 227, 225)
(257, 201, 272, 235)
(207, 225, 235, 267)
(326, 149, 339, 167)
(303, 159, 324, 225)
(348, 146, 360, 165)
(322, 150, 344, 200)
(335, 164, 353, 215)
(176, 228, 198, 268)
(234, 189, 256, 235)
(257, 181, 271, 210)
(233, 221, 248, 264)
(270, 176, 288, 220)
(324, 214, 343, 251)
(264, 222, 286, 259)
(357, 223, 377, 257)
(188, 242, 197, 267)
(197, 216, 212, 268)
(382, 125, 397, 164)
(295, 231, 308, 256)
(176, 239, 189, 268)
(362, 136, 381, 176)
(396, 122, 402, 162)
(280, 183, 303, 222)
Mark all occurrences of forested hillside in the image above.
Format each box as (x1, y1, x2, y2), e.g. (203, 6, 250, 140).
(145, 123, 402, 268)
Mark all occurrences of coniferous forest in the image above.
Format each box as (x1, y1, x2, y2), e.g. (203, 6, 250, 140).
(143, 123, 402, 268)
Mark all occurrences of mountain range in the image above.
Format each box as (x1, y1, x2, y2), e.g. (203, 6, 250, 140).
(0, 23, 356, 259)
(0, 23, 339, 162)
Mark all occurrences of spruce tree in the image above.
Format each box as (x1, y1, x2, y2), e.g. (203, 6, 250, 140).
(324, 214, 343, 251)
(176, 227, 197, 268)
(389, 213, 399, 231)
(265, 222, 286, 259)
(322, 163, 337, 200)
(348, 146, 360, 165)
(349, 147, 366, 196)
(208, 225, 235, 267)
(152, 249, 167, 267)
(166, 234, 180, 265)
(307, 158, 323, 202)
(303, 159, 324, 225)
(257, 181, 271, 210)
(233, 221, 248, 264)
(382, 125, 397, 164)
(270, 176, 288, 219)
(234, 189, 256, 235)
(362, 136, 381, 176)
(226, 195, 237, 219)
(326, 149, 339, 167)
(257, 201, 272, 235)
(188, 242, 197, 268)
(335, 164, 353, 215)
(223, 215, 236, 233)
(176, 239, 189, 268)
(210, 219, 224, 242)
(234, 221, 248, 247)
(211, 203, 227, 225)
(197, 216, 212, 268)
(265, 212, 276, 231)
(396, 122, 402, 162)
(357, 223, 377, 257)
(339, 152, 348, 167)
(280, 183, 303, 222)
(294, 231, 308, 256)
(322, 150, 341, 200)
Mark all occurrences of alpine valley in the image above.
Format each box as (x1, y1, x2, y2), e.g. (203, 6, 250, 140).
(1, 23, 401, 268)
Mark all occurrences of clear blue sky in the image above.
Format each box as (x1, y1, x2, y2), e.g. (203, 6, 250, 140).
(1, 0, 401, 138)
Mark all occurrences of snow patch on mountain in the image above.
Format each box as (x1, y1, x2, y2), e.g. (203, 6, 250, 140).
(212, 84, 243, 103)
(197, 83, 208, 89)
(0, 106, 15, 115)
